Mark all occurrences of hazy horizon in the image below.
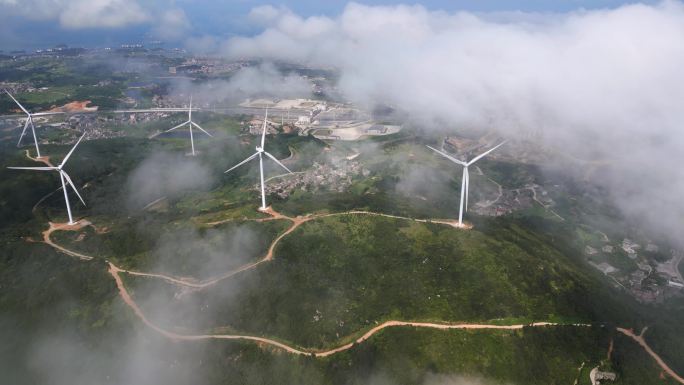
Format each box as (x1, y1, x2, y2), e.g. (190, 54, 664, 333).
(0, 0, 663, 51)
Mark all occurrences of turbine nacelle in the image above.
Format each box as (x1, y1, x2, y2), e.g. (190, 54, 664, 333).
(7, 132, 87, 225)
(225, 109, 291, 210)
(161, 95, 212, 156)
(427, 140, 507, 226)
(5, 89, 63, 158)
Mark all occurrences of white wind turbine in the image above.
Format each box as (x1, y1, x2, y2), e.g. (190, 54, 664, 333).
(5, 89, 64, 158)
(225, 110, 292, 211)
(8, 133, 87, 225)
(162, 96, 212, 156)
(427, 141, 506, 226)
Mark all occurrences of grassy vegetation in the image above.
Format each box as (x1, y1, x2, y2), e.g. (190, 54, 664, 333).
(53, 218, 290, 278)
(612, 332, 682, 385)
(128, 215, 601, 350)
(1, 91, 683, 383)
(479, 160, 538, 189)
(338, 326, 609, 385)
(0, 226, 675, 385)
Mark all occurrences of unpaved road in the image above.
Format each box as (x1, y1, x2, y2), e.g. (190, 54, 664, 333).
(43, 221, 94, 261)
(94, 208, 469, 290)
(43, 215, 684, 381)
(617, 327, 684, 384)
(109, 263, 596, 357)
(24, 150, 684, 381)
(41, 213, 684, 381)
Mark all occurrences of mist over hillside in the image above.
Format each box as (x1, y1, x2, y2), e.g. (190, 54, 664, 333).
(1, 2, 684, 385)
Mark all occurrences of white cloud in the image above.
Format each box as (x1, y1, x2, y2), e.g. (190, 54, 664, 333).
(168, 62, 313, 106)
(0, 0, 192, 30)
(184, 34, 219, 54)
(60, 0, 149, 29)
(151, 8, 191, 40)
(222, 1, 684, 238)
(224, 1, 684, 135)
(125, 152, 213, 209)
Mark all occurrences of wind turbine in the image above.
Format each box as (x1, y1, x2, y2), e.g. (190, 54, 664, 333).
(5, 90, 64, 158)
(427, 140, 506, 226)
(8, 133, 87, 225)
(162, 96, 212, 156)
(225, 110, 292, 211)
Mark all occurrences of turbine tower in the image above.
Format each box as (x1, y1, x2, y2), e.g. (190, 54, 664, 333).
(5, 90, 64, 158)
(225, 110, 292, 211)
(162, 96, 212, 156)
(8, 133, 87, 224)
(427, 140, 506, 226)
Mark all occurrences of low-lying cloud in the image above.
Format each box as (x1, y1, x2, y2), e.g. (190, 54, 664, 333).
(125, 152, 213, 210)
(219, 1, 684, 240)
(224, 1, 684, 138)
(151, 8, 191, 40)
(168, 62, 312, 106)
(152, 224, 261, 279)
(0, 0, 189, 34)
(422, 373, 506, 385)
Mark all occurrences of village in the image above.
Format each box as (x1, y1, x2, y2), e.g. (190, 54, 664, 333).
(585, 235, 684, 303)
(262, 159, 370, 199)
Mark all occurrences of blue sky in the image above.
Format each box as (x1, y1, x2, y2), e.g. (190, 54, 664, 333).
(182, 0, 659, 32)
(0, 0, 661, 51)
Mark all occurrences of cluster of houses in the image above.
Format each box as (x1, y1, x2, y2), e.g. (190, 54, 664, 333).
(585, 235, 683, 303)
(263, 160, 369, 199)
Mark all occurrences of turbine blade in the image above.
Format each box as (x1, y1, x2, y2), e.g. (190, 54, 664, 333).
(467, 141, 507, 166)
(7, 166, 56, 171)
(264, 151, 292, 173)
(164, 121, 190, 133)
(191, 121, 213, 137)
(426, 145, 466, 166)
(225, 152, 259, 173)
(113, 109, 191, 113)
(5, 90, 30, 115)
(61, 171, 86, 206)
(261, 109, 268, 148)
(60, 132, 86, 167)
(17, 118, 30, 146)
(31, 112, 65, 117)
(189, 96, 192, 120)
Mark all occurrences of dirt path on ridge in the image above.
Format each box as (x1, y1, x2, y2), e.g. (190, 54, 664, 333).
(23, 149, 684, 380)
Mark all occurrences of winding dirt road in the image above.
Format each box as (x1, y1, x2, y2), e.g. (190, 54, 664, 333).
(23, 150, 684, 381)
(99, 208, 469, 290)
(108, 262, 595, 357)
(43, 221, 94, 261)
(41, 211, 684, 380)
(41, 213, 684, 382)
